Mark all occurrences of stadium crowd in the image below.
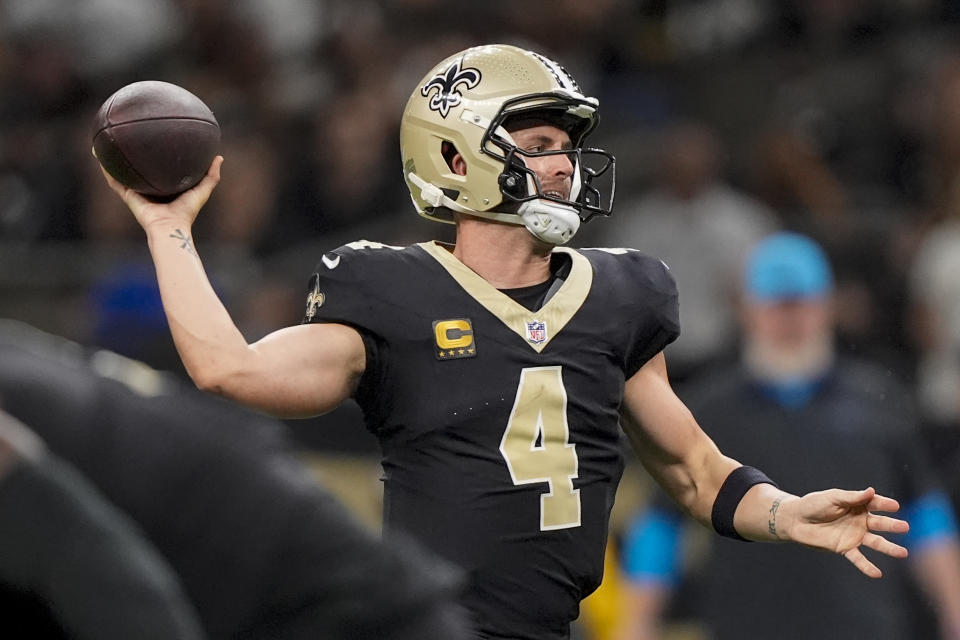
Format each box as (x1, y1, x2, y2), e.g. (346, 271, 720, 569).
(4, 1, 960, 638)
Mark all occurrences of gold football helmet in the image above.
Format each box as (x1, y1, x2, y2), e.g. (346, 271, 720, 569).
(400, 44, 615, 245)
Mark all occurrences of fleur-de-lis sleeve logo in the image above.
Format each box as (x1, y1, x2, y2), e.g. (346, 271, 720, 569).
(420, 59, 481, 118)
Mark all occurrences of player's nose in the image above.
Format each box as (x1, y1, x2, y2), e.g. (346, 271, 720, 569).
(546, 151, 574, 178)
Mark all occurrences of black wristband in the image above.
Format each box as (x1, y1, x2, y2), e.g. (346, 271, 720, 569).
(711, 466, 778, 541)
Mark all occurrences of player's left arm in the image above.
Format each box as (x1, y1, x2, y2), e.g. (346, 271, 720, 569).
(620, 351, 910, 578)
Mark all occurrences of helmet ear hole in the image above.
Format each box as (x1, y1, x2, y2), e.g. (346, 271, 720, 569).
(441, 141, 462, 174)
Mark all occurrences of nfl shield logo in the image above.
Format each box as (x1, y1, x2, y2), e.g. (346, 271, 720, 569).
(525, 320, 547, 344)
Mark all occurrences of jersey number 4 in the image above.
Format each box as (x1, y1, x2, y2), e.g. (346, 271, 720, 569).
(500, 366, 581, 530)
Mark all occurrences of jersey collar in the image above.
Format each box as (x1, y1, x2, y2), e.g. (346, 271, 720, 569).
(418, 241, 592, 353)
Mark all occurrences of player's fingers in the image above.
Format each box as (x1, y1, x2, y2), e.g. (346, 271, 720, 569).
(208, 155, 223, 179)
(842, 547, 882, 579)
(98, 164, 125, 194)
(830, 486, 875, 507)
(861, 532, 908, 559)
(98, 165, 149, 209)
(867, 513, 909, 534)
(180, 155, 222, 210)
(867, 493, 901, 514)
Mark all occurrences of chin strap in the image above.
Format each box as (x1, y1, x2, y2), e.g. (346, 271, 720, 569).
(408, 171, 581, 245)
(407, 171, 473, 214)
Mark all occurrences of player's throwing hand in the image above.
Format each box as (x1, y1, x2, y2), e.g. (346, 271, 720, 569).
(98, 155, 223, 234)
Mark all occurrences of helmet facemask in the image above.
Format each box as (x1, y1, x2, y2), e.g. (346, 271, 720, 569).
(476, 97, 614, 244)
(493, 142, 616, 223)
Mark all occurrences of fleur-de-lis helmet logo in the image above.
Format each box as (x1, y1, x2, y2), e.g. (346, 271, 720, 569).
(420, 58, 482, 118)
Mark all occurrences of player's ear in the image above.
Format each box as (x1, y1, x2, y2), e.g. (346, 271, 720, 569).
(441, 140, 466, 176)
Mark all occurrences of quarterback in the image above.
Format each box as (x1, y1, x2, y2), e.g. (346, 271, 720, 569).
(102, 45, 910, 639)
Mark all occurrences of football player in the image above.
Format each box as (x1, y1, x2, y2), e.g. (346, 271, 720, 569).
(102, 44, 910, 639)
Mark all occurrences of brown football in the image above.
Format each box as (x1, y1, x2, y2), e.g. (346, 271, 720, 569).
(92, 81, 220, 199)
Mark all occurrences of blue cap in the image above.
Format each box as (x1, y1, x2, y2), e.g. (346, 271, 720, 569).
(745, 232, 833, 301)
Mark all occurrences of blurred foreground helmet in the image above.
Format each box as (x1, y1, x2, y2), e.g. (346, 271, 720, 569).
(400, 44, 615, 245)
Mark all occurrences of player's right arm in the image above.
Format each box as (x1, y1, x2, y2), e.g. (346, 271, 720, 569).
(100, 157, 366, 418)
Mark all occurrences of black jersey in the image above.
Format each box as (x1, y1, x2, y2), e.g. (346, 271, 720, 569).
(303, 240, 679, 639)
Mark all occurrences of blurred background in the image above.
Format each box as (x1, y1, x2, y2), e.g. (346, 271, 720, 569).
(4, 0, 960, 638)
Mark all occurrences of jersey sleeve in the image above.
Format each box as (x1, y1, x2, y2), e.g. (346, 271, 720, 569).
(617, 252, 680, 378)
(300, 242, 388, 331)
(299, 241, 402, 411)
(902, 491, 959, 552)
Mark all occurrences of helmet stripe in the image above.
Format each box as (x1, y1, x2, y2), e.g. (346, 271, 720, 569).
(530, 52, 581, 93)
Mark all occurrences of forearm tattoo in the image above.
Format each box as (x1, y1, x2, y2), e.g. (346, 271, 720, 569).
(768, 496, 784, 539)
(169, 229, 196, 257)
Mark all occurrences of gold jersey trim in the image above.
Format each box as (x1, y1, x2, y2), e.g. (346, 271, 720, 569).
(418, 241, 593, 353)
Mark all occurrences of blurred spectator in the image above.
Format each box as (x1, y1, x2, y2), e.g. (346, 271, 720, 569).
(0, 409, 205, 640)
(1, 0, 181, 78)
(748, 124, 853, 232)
(276, 85, 407, 243)
(197, 129, 286, 259)
(908, 217, 960, 514)
(905, 49, 960, 511)
(87, 260, 181, 372)
(0, 319, 471, 640)
(615, 233, 960, 640)
(583, 120, 779, 382)
(910, 214, 960, 391)
(747, 117, 914, 372)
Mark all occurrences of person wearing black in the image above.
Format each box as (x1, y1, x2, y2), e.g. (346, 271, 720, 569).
(0, 408, 205, 640)
(0, 319, 469, 640)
